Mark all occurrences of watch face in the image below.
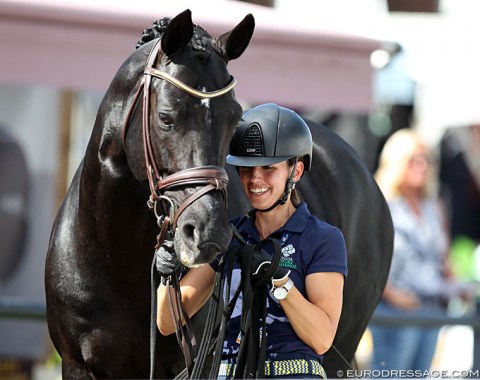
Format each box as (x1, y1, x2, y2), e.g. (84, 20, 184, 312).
(273, 287, 288, 300)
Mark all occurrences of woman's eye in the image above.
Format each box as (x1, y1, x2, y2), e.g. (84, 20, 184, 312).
(158, 112, 174, 130)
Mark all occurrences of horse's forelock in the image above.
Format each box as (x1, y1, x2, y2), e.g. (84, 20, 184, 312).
(135, 17, 171, 49)
(136, 19, 212, 55)
(191, 25, 212, 51)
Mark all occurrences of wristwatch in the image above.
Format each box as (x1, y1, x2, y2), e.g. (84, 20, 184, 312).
(271, 278, 294, 301)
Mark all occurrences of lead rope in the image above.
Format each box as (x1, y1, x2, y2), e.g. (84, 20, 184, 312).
(150, 253, 161, 380)
(149, 251, 198, 380)
(172, 240, 241, 379)
(149, 208, 199, 379)
(233, 238, 283, 379)
(167, 274, 199, 376)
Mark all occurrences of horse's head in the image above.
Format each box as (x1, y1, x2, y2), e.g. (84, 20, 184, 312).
(123, 10, 254, 266)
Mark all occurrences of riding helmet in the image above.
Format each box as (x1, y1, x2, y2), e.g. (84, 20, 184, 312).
(226, 103, 312, 170)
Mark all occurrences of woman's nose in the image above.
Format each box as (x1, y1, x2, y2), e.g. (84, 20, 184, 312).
(250, 167, 262, 180)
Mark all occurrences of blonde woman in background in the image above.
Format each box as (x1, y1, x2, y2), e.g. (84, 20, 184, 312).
(370, 129, 451, 372)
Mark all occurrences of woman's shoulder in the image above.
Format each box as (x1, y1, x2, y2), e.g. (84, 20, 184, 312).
(306, 214, 342, 233)
(295, 202, 344, 237)
(295, 202, 336, 228)
(386, 197, 412, 220)
(301, 210, 348, 275)
(305, 214, 345, 243)
(386, 196, 404, 208)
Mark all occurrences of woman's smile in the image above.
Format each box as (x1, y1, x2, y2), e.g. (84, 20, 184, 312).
(249, 187, 270, 195)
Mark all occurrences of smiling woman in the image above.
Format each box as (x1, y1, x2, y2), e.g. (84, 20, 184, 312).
(156, 103, 348, 379)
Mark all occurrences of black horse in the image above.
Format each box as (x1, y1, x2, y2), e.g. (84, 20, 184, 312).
(46, 10, 255, 379)
(45, 9, 393, 380)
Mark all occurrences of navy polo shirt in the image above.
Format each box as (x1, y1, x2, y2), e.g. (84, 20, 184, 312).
(213, 202, 348, 361)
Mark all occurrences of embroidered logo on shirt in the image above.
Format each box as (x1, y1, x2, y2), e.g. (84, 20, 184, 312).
(280, 244, 297, 269)
(282, 244, 295, 257)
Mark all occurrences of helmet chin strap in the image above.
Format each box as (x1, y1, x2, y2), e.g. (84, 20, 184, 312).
(255, 158, 298, 213)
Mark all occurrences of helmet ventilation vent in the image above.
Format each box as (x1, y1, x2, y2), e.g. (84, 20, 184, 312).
(241, 123, 264, 157)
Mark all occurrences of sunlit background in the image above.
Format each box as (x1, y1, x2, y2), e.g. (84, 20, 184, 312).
(1, 0, 479, 378)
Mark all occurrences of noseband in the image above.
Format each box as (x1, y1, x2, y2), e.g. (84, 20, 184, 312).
(123, 39, 236, 230)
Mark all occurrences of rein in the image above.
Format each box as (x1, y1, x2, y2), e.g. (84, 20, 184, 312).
(122, 39, 238, 379)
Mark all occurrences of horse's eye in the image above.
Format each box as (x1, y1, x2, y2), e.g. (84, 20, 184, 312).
(158, 112, 174, 131)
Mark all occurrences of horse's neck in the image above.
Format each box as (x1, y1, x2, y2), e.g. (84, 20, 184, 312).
(78, 125, 151, 220)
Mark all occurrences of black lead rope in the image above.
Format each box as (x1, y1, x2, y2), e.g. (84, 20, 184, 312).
(168, 275, 199, 377)
(150, 253, 198, 380)
(233, 237, 283, 379)
(150, 255, 160, 380)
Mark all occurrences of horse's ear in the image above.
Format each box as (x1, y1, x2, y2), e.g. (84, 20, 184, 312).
(161, 9, 194, 56)
(212, 14, 255, 61)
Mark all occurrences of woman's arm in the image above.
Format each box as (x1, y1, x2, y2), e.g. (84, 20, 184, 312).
(157, 264, 216, 336)
(382, 284, 420, 310)
(275, 272, 344, 355)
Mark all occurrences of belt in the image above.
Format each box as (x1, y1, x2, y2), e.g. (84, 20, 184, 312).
(219, 358, 326, 378)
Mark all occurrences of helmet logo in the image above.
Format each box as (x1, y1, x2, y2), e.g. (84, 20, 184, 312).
(241, 123, 264, 157)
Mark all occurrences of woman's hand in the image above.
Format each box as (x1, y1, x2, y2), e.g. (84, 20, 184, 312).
(155, 241, 183, 283)
(250, 246, 290, 285)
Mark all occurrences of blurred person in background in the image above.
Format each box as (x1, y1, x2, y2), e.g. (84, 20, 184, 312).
(369, 129, 452, 372)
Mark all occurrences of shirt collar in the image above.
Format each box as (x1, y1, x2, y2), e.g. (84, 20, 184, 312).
(284, 202, 310, 233)
(244, 201, 311, 240)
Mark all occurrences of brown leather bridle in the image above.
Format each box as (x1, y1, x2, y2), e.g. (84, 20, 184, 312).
(123, 38, 236, 231)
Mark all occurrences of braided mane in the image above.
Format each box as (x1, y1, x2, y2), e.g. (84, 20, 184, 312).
(136, 17, 212, 54)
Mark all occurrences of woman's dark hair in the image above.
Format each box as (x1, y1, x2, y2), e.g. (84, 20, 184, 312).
(287, 157, 304, 208)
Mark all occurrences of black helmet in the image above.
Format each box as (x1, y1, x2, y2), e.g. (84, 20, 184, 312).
(226, 103, 312, 170)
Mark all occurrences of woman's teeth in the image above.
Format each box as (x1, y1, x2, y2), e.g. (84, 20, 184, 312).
(250, 188, 268, 194)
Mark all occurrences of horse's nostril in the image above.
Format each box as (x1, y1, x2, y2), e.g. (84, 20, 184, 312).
(182, 223, 195, 242)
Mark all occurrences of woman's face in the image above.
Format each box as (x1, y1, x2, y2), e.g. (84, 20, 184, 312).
(403, 145, 430, 191)
(238, 161, 292, 210)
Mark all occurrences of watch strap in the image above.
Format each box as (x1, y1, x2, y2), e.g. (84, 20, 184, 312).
(271, 278, 294, 300)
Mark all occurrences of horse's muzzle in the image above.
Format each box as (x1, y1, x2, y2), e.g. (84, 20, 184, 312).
(174, 205, 233, 267)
